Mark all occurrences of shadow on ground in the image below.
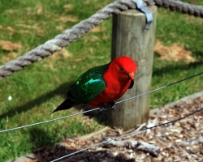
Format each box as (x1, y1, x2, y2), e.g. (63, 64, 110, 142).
(29, 128, 56, 149)
(12, 144, 135, 162)
(0, 80, 110, 126)
(0, 81, 74, 119)
(153, 53, 203, 77)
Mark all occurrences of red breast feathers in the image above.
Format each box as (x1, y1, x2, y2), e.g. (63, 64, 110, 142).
(89, 56, 137, 107)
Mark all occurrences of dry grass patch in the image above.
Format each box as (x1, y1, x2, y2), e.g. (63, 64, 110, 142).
(0, 40, 22, 51)
(154, 40, 196, 63)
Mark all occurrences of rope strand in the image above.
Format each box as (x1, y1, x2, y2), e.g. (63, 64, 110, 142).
(1, 0, 203, 80)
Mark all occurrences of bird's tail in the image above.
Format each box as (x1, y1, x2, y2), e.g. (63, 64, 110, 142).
(50, 99, 74, 115)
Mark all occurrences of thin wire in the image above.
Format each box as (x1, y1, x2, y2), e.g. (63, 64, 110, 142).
(116, 86, 166, 104)
(51, 107, 203, 162)
(0, 108, 100, 133)
(50, 124, 145, 162)
(116, 71, 203, 104)
(1, 71, 203, 133)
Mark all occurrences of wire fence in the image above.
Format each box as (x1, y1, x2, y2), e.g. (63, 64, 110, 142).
(1, 71, 203, 161)
(1, 71, 203, 134)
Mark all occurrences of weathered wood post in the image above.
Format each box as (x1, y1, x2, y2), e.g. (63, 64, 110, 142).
(111, 6, 157, 130)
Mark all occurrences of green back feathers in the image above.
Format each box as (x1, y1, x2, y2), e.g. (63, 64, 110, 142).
(68, 63, 109, 104)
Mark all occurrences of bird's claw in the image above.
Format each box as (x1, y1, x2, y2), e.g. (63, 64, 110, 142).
(99, 102, 116, 111)
(112, 105, 116, 111)
(99, 103, 107, 111)
(99, 101, 116, 111)
(108, 101, 116, 111)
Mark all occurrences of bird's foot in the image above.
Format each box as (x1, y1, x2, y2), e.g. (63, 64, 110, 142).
(99, 102, 116, 111)
(98, 103, 107, 111)
(107, 101, 116, 111)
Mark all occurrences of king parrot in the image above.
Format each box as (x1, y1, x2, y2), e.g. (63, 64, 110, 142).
(51, 56, 137, 113)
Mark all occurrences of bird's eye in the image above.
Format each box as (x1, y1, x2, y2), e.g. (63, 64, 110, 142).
(120, 67, 124, 71)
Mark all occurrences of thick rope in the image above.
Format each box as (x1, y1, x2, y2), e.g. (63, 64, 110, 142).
(0, 0, 141, 80)
(154, 0, 203, 17)
(0, 0, 203, 80)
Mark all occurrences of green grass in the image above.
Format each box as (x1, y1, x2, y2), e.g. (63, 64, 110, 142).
(0, 0, 203, 161)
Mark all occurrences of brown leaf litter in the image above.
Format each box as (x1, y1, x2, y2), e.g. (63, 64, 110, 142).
(11, 93, 203, 162)
(154, 40, 196, 63)
(48, 48, 72, 60)
(63, 4, 73, 11)
(1, 52, 20, 63)
(0, 25, 30, 34)
(89, 26, 105, 33)
(41, 48, 72, 71)
(36, 4, 43, 15)
(0, 40, 22, 51)
(57, 16, 78, 23)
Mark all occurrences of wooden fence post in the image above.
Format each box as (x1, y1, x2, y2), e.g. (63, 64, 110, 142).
(111, 6, 157, 130)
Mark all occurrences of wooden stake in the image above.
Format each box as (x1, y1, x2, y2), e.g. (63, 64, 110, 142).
(111, 6, 157, 130)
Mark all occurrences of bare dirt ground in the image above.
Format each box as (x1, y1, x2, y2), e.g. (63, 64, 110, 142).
(12, 92, 203, 162)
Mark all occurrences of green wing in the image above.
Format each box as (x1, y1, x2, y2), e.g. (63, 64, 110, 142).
(67, 63, 109, 104)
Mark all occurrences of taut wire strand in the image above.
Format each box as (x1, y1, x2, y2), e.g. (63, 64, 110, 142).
(1, 71, 203, 133)
(0, 108, 99, 133)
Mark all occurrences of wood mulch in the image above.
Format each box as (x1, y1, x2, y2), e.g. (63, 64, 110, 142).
(12, 92, 203, 162)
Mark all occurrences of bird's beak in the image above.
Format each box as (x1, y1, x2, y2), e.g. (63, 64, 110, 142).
(128, 72, 134, 80)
